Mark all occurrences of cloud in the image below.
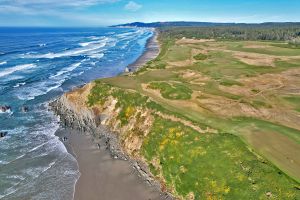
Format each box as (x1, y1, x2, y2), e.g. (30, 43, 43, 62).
(0, 0, 119, 14)
(0, 0, 121, 26)
(0, 0, 119, 8)
(124, 1, 142, 11)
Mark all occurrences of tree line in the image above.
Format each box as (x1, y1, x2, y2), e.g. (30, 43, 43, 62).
(157, 24, 300, 42)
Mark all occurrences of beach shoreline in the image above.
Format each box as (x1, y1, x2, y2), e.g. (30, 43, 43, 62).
(55, 127, 164, 200)
(127, 28, 160, 72)
(53, 28, 167, 200)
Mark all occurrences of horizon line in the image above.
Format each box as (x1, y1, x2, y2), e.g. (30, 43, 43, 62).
(0, 21, 300, 28)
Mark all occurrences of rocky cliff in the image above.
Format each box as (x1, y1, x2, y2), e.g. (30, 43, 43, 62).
(50, 82, 167, 196)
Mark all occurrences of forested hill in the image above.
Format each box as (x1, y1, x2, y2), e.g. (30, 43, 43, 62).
(113, 21, 300, 42)
(112, 21, 300, 28)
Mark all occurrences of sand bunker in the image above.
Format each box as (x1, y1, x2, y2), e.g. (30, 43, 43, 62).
(176, 38, 215, 45)
(233, 52, 276, 67)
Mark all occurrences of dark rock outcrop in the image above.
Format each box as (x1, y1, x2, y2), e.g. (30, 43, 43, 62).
(21, 106, 29, 113)
(0, 131, 8, 138)
(0, 105, 11, 113)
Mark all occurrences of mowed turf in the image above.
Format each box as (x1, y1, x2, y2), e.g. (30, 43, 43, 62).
(95, 38, 300, 199)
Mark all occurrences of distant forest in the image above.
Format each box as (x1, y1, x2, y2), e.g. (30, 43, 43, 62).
(114, 22, 300, 43)
(158, 25, 300, 43)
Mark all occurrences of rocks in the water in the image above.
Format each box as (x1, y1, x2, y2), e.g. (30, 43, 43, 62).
(21, 106, 29, 113)
(0, 105, 11, 113)
(0, 131, 8, 138)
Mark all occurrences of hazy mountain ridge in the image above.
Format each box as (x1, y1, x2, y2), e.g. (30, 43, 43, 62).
(112, 21, 300, 28)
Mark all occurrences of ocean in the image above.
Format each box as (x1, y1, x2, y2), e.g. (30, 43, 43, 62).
(0, 27, 153, 199)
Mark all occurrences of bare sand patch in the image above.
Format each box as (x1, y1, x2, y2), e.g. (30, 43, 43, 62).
(176, 38, 215, 45)
(233, 52, 276, 67)
(244, 44, 269, 49)
(167, 60, 193, 67)
(177, 70, 210, 85)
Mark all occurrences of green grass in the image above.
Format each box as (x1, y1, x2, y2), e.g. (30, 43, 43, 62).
(283, 95, 300, 112)
(148, 82, 193, 100)
(251, 100, 272, 109)
(201, 81, 242, 100)
(229, 44, 300, 56)
(142, 117, 299, 199)
(165, 45, 191, 61)
(193, 53, 208, 60)
(191, 51, 277, 79)
(231, 117, 300, 144)
(219, 79, 244, 87)
(271, 43, 300, 49)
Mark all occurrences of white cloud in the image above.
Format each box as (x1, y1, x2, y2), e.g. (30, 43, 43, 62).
(0, 0, 119, 8)
(124, 1, 142, 11)
(0, 0, 121, 26)
(0, 0, 119, 15)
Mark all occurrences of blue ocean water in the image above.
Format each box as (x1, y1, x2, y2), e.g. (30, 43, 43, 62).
(0, 27, 153, 199)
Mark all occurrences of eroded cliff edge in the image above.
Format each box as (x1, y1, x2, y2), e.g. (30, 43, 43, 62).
(50, 82, 173, 197)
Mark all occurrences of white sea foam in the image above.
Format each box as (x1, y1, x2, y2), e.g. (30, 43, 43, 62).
(0, 109, 13, 114)
(0, 160, 9, 164)
(79, 37, 108, 47)
(88, 36, 102, 40)
(24, 39, 108, 59)
(50, 62, 82, 78)
(0, 64, 36, 78)
(16, 82, 62, 100)
(13, 82, 26, 88)
(79, 41, 99, 47)
(89, 53, 104, 59)
(34, 45, 102, 58)
(0, 61, 7, 65)
(17, 61, 84, 100)
(6, 174, 25, 180)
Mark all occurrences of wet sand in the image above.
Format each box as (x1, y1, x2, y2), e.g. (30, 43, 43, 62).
(57, 128, 164, 200)
(127, 29, 160, 72)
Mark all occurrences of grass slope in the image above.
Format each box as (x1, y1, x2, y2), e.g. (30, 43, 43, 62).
(88, 34, 300, 199)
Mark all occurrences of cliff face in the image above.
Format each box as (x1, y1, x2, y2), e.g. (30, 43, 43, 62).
(51, 83, 97, 131)
(50, 82, 163, 191)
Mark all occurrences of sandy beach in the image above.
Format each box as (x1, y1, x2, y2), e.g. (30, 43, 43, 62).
(56, 128, 163, 200)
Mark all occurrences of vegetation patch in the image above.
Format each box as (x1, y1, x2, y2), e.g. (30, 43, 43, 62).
(142, 117, 299, 199)
(165, 45, 191, 62)
(88, 81, 149, 125)
(283, 95, 300, 112)
(148, 82, 193, 100)
(219, 79, 244, 87)
(251, 100, 272, 109)
(193, 53, 208, 60)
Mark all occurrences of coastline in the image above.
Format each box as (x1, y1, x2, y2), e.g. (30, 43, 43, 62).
(127, 28, 160, 72)
(53, 28, 168, 200)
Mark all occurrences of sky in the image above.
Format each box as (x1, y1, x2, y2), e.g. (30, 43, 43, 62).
(0, 0, 299, 27)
